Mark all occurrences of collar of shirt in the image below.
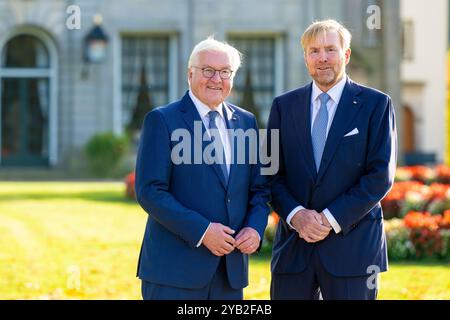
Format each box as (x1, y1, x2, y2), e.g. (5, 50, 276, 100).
(311, 74, 347, 107)
(188, 90, 231, 171)
(188, 90, 226, 123)
(310, 74, 347, 135)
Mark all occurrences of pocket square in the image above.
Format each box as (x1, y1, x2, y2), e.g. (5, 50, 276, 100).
(344, 128, 359, 137)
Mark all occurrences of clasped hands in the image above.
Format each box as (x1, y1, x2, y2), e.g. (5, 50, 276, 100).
(291, 209, 332, 243)
(202, 223, 259, 257)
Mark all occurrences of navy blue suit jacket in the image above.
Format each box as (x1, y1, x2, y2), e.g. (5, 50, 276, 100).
(135, 92, 270, 289)
(267, 78, 397, 277)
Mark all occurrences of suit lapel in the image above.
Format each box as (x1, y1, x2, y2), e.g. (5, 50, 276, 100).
(316, 79, 362, 182)
(179, 92, 227, 189)
(290, 84, 317, 179)
(180, 93, 205, 148)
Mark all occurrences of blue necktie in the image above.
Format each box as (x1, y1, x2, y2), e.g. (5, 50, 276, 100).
(312, 93, 330, 172)
(208, 111, 229, 184)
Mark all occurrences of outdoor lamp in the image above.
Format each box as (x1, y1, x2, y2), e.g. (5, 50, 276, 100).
(83, 14, 109, 64)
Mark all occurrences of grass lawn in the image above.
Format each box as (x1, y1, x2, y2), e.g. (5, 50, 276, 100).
(0, 182, 449, 300)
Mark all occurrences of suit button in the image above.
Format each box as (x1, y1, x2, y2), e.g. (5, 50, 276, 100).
(227, 198, 231, 203)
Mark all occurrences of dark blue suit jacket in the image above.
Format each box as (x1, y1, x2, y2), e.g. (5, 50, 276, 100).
(135, 92, 270, 289)
(267, 78, 397, 277)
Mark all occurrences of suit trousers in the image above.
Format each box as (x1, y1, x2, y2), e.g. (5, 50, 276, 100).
(270, 248, 378, 300)
(141, 257, 243, 300)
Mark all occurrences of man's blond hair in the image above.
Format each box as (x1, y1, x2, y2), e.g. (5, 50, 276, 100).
(301, 19, 352, 52)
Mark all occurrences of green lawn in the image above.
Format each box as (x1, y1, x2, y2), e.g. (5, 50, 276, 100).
(0, 182, 448, 300)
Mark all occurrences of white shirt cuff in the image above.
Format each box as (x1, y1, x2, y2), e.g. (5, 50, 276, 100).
(196, 223, 211, 247)
(323, 208, 341, 234)
(286, 205, 305, 230)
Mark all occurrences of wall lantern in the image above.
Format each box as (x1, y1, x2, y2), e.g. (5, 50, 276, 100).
(83, 14, 109, 64)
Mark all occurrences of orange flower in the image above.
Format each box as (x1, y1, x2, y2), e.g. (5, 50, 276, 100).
(403, 211, 441, 230)
(440, 210, 450, 229)
(383, 181, 424, 202)
(428, 183, 450, 200)
(402, 165, 436, 182)
(270, 211, 280, 224)
(435, 164, 450, 183)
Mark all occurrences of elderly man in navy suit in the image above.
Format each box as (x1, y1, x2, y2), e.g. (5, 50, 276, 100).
(267, 20, 397, 300)
(135, 37, 270, 300)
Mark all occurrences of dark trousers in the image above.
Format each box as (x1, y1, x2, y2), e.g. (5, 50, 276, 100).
(141, 257, 243, 300)
(271, 249, 378, 300)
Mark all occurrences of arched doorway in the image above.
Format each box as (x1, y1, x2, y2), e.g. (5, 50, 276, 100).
(0, 29, 57, 166)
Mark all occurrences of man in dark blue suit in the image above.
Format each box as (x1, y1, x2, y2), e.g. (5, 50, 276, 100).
(267, 20, 397, 300)
(135, 37, 270, 300)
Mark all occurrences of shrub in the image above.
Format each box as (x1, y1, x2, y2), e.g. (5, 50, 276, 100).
(438, 229, 450, 260)
(384, 219, 415, 260)
(409, 228, 443, 259)
(85, 132, 129, 178)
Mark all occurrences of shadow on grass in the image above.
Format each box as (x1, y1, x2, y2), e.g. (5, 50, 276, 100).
(0, 191, 138, 205)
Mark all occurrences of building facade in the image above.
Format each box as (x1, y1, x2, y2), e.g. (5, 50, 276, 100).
(0, 0, 401, 170)
(400, 0, 448, 164)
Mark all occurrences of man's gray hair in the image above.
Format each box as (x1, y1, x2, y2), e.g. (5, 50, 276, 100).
(188, 36, 242, 71)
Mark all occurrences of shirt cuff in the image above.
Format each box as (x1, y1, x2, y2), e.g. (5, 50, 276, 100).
(323, 208, 341, 234)
(196, 223, 211, 247)
(286, 205, 305, 230)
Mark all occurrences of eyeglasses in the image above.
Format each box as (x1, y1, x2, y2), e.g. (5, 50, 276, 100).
(192, 66, 234, 79)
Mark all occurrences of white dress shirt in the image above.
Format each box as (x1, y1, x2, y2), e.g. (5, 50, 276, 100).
(286, 75, 348, 234)
(189, 91, 231, 174)
(189, 91, 232, 247)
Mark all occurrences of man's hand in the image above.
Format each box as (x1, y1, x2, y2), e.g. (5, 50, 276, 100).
(234, 227, 260, 254)
(291, 209, 332, 243)
(202, 223, 236, 256)
(319, 212, 332, 228)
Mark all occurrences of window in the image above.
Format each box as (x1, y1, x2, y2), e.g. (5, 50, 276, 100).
(227, 36, 281, 127)
(0, 32, 56, 167)
(121, 35, 170, 133)
(1, 34, 49, 68)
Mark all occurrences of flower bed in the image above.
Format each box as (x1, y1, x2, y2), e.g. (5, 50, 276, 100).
(381, 164, 450, 260)
(385, 211, 450, 260)
(382, 165, 450, 219)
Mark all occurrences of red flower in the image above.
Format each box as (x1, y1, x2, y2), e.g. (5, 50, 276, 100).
(125, 172, 136, 199)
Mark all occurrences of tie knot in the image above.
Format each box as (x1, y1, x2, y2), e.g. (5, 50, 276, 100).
(208, 110, 219, 121)
(318, 93, 330, 106)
